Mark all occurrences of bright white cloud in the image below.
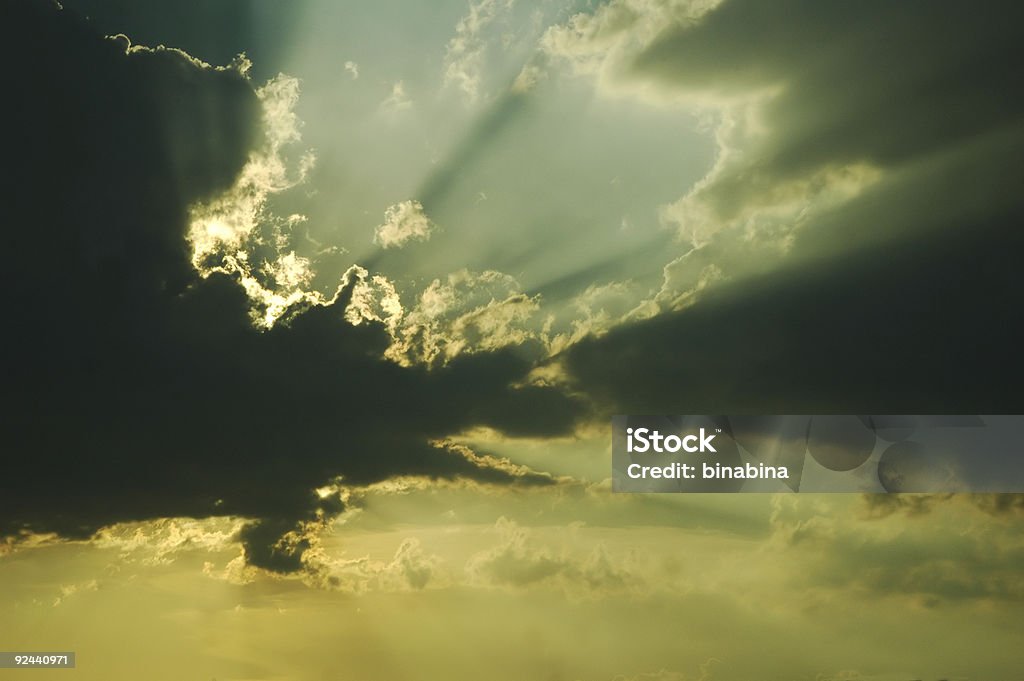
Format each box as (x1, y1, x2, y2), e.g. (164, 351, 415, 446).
(373, 199, 438, 249)
(186, 74, 324, 327)
(388, 268, 541, 365)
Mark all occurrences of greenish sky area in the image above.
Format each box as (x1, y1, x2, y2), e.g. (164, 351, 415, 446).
(3, 1, 1023, 679)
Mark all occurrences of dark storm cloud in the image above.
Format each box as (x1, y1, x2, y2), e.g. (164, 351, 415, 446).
(565, 214, 1024, 413)
(1, 1, 585, 571)
(562, 0, 1024, 414)
(633, 0, 1023, 179)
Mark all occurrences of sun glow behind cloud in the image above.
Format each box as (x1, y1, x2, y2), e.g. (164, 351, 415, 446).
(188, 73, 320, 326)
(6, 1, 1024, 679)
(181, 53, 708, 357)
(178, 0, 903, 363)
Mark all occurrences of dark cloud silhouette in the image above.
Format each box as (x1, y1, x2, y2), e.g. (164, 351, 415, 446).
(562, 0, 1024, 415)
(1, 1, 586, 571)
(565, 212, 1024, 413)
(6, 0, 1022, 572)
(633, 0, 1023, 182)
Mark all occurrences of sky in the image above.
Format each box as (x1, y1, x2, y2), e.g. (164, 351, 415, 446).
(2, 1, 1024, 679)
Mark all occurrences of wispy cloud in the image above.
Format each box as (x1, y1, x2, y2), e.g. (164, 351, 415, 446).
(443, 0, 506, 103)
(380, 79, 412, 113)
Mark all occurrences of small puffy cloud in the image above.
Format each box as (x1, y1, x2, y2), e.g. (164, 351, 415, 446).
(380, 80, 412, 113)
(373, 199, 438, 249)
(343, 60, 359, 79)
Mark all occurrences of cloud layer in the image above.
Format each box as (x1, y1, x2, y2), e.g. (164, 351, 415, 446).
(1, 1, 586, 571)
(553, 0, 1024, 413)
